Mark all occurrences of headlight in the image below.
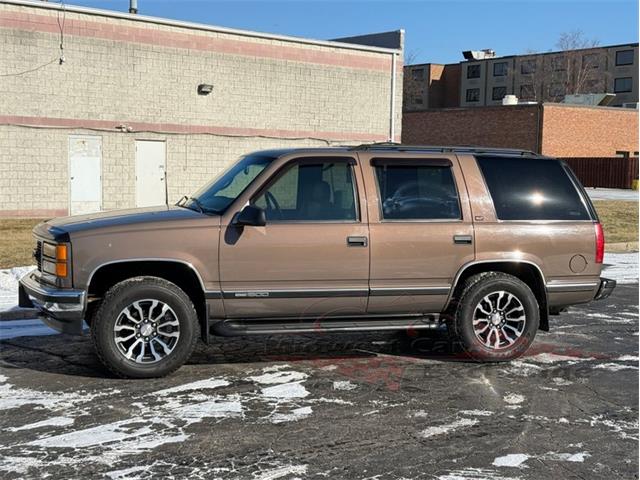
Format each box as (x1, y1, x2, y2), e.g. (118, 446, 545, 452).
(42, 242, 69, 278)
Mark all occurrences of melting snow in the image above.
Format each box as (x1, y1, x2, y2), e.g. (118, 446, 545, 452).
(249, 370, 308, 385)
(333, 380, 357, 391)
(603, 252, 639, 285)
(0, 266, 35, 312)
(420, 418, 478, 438)
(261, 382, 309, 399)
(7, 416, 74, 432)
(492, 454, 530, 467)
(503, 393, 525, 405)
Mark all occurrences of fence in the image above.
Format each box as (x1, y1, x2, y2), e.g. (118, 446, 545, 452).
(562, 157, 639, 189)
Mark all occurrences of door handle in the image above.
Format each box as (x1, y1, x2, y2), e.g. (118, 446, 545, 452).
(347, 236, 368, 247)
(453, 235, 473, 245)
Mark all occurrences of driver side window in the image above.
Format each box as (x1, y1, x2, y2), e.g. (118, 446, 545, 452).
(374, 163, 461, 220)
(254, 159, 358, 222)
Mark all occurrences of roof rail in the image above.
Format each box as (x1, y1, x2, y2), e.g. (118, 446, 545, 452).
(349, 143, 537, 156)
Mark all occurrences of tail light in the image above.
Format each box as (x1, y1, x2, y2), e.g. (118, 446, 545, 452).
(595, 222, 604, 264)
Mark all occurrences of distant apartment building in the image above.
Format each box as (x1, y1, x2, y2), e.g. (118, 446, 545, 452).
(404, 43, 639, 111)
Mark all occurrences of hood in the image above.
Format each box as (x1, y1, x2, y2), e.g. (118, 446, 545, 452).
(41, 205, 211, 237)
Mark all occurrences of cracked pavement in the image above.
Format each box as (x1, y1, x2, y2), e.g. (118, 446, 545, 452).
(0, 285, 637, 479)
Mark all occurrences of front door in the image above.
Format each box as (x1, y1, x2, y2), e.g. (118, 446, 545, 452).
(360, 153, 475, 314)
(69, 135, 102, 215)
(135, 140, 167, 207)
(219, 155, 369, 318)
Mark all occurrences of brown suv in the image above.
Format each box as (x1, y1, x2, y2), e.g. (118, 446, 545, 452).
(19, 145, 615, 377)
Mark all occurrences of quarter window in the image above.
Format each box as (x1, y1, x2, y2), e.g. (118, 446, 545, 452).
(614, 77, 633, 93)
(466, 88, 480, 102)
(476, 156, 590, 221)
(373, 161, 461, 220)
(616, 50, 634, 66)
(467, 64, 481, 79)
(253, 159, 358, 222)
(493, 62, 508, 76)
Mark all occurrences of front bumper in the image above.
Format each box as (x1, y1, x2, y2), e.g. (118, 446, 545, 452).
(18, 271, 86, 335)
(594, 277, 616, 301)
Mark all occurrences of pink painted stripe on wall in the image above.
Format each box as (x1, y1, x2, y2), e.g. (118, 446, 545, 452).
(0, 115, 389, 142)
(0, 209, 67, 218)
(0, 10, 395, 72)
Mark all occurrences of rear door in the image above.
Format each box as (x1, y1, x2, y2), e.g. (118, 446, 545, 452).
(218, 154, 370, 318)
(359, 152, 475, 314)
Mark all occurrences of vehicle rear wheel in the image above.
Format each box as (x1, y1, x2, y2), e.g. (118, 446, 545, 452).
(91, 276, 199, 378)
(449, 272, 539, 361)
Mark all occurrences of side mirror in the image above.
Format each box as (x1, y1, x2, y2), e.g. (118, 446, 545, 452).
(232, 205, 266, 227)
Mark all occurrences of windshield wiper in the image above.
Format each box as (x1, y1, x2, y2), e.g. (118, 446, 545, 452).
(176, 196, 207, 214)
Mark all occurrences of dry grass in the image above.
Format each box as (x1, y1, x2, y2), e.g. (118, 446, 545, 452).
(593, 200, 639, 244)
(0, 200, 636, 269)
(0, 219, 44, 269)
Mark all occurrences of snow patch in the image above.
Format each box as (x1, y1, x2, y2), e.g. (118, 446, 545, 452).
(261, 382, 309, 399)
(503, 393, 525, 405)
(459, 410, 494, 417)
(0, 266, 35, 312)
(253, 464, 307, 480)
(271, 406, 313, 424)
(249, 370, 308, 385)
(154, 378, 230, 395)
(420, 417, 478, 438)
(602, 252, 638, 285)
(526, 353, 588, 364)
(593, 363, 639, 371)
(492, 453, 530, 467)
(7, 416, 74, 432)
(332, 380, 357, 391)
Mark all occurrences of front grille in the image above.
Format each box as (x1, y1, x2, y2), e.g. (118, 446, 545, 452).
(34, 240, 42, 272)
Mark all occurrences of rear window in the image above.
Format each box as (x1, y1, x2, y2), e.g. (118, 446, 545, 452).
(476, 156, 591, 221)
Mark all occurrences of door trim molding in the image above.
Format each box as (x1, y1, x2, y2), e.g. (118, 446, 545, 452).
(221, 286, 451, 299)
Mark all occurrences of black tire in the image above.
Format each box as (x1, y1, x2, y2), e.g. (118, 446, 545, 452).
(448, 272, 539, 362)
(91, 276, 199, 378)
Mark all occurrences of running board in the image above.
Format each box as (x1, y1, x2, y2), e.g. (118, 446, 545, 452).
(209, 314, 441, 337)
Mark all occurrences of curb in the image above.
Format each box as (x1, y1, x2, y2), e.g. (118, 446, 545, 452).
(606, 241, 639, 253)
(0, 308, 38, 321)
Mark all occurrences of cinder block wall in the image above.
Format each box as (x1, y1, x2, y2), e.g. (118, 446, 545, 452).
(0, 2, 403, 216)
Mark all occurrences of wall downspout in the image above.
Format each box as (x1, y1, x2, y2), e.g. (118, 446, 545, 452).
(389, 52, 397, 142)
(536, 102, 544, 154)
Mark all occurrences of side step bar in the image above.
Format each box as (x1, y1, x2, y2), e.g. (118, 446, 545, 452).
(209, 314, 441, 337)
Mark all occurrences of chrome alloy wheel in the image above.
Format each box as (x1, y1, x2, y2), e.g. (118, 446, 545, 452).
(472, 290, 526, 350)
(114, 299, 180, 364)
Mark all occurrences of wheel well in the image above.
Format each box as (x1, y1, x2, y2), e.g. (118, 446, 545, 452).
(87, 261, 206, 326)
(450, 262, 549, 331)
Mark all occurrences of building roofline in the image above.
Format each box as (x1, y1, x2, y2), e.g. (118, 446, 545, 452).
(0, 0, 402, 54)
(404, 42, 639, 67)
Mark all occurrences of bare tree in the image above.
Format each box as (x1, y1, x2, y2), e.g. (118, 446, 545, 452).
(520, 30, 604, 102)
(404, 48, 422, 65)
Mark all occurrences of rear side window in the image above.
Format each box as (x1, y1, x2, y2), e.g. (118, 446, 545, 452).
(476, 156, 591, 221)
(373, 161, 461, 220)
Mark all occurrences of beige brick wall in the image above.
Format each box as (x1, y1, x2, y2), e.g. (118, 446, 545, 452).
(0, 2, 403, 215)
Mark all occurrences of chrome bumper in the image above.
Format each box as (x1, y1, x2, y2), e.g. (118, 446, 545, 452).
(594, 277, 616, 301)
(18, 271, 86, 335)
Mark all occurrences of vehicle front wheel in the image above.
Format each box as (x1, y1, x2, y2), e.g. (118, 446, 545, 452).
(449, 272, 539, 362)
(91, 276, 199, 378)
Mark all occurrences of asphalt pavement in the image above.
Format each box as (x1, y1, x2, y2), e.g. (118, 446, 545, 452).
(0, 285, 638, 480)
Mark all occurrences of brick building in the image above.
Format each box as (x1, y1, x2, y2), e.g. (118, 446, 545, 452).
(0, 0, 403, 217)
(402, 103, 639, 158)
(404, 43, 639, 111)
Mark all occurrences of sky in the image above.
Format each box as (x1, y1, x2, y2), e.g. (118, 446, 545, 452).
(59, 0, 638, 64)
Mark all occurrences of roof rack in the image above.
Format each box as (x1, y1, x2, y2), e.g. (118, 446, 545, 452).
(349, 143, 537, 156)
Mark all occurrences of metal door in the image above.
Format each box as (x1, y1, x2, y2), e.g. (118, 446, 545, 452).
(69, 135, 102, 215)
(135, 140, 167, 207)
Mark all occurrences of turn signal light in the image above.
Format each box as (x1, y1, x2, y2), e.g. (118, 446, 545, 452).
(56, 245, 68, 261)
(56, 262, 68, 277)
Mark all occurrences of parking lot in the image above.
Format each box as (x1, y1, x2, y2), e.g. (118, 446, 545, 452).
(0, 283, 637, 480)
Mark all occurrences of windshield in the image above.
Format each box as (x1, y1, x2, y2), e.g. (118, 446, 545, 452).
(184, 153, 275, 214)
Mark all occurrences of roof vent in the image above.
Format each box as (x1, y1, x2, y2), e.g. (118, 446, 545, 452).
(462, 49, 496, 61)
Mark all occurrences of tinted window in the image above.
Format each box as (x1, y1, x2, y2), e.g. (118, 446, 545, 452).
(254, 160, 357, 222)
(467, 64, 481, 79)
(492, 86, 506, 101)
(477, 156, 590, 221)
(493, 62, 508, 76)
(616, 50, 634, 66)
(466, 88, 480, 102)
(374, 163, 461, 220)
(521, 60, 536, 74)
(614, 77, 633, 93)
